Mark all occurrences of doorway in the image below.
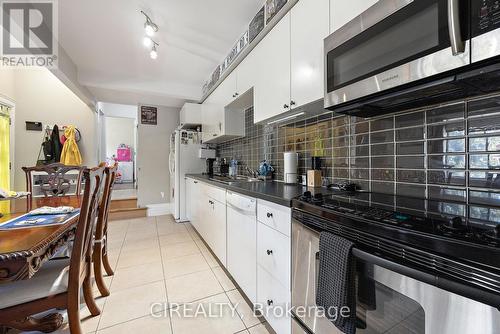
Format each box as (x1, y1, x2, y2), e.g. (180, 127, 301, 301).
(98, 102, 139, 200)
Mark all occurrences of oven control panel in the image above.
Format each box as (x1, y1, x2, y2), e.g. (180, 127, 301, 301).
(473, 0, 500, 35)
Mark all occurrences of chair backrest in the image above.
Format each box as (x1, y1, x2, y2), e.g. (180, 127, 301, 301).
(95, 163, 118, 243)
(22, 163, 85, 197)
(68, 166, 105, 291)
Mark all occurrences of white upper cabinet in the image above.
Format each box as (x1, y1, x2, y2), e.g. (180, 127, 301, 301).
(254, 13, 291, 124)
(330, 0, 379, 33)
(209, 70, 237, 107)
(236, 46, 260, 97)
(290, 0, 330, 108)
(202, 70, 245, 144)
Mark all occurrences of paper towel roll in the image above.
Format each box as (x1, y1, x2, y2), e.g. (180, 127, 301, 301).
(284, 152, 298, 184)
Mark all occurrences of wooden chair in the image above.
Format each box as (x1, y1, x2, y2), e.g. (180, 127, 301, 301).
(23, 163, 85, 197)
(93, 163, 118, 297)
(0, 166, 105, 334)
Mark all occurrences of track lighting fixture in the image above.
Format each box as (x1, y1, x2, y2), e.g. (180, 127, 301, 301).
(140, 10, 160, 59)
(141, 11, 158, 37)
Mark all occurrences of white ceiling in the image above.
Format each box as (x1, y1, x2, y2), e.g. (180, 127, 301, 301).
(59, 0, 263, 108)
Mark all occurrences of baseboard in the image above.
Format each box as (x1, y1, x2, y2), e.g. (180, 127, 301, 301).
(146, 203, 171, 216)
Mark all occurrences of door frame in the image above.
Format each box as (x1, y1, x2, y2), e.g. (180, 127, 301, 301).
(0, 95, 15, 188)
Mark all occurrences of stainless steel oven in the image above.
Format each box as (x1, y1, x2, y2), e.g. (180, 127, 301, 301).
(291, 214, 500, 334)
(324, 0, 500, 116)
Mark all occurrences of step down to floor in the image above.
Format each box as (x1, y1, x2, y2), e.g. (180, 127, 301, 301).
(109, 197, 138, 210)
(109, 197, 147, 220)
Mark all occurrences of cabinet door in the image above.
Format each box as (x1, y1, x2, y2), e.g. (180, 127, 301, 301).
(210, 70, 237, 107)
(185, 178, 193, 221)
(254, 13, 291, 124)
(330, 0, 379, 33)
(211, 199, 227, 267)
(202, 96, 217, 140)
(236, 47, 259, 97)
(257, 265, 291, 334)
(257, 222, 291, 290)
(290, 0, 329, 107)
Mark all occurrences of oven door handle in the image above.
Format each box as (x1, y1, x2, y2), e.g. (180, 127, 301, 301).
(351, 248, 500, 308)
(352, 248, 436, 284)
(448, 0, 465, 55)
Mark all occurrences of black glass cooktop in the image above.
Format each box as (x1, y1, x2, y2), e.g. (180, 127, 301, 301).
(293, 190, 500, 249)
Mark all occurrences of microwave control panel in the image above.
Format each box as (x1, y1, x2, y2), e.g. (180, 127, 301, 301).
(473, 0, 500, 35)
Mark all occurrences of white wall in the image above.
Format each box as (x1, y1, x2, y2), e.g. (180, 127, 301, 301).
(104, 116, 135, 158)
(100, 102, 137, 118)
(0, 69, 16, 102)
(137, 105, 179, 207)
(10, 68, 97, 189)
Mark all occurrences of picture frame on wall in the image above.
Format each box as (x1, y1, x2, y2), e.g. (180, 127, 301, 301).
(265, 0, 287, 24)
(222, 30, 249, 73)
(140, 106, 157, 125)
(249, 6, 265, 43)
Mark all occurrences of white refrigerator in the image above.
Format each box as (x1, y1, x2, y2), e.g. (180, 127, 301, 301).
(169, 129, 205, 222)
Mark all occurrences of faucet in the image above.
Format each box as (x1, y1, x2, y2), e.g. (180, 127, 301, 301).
(245, 166, 258, 178)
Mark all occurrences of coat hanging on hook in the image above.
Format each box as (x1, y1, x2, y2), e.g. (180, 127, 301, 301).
(60, 125, 82, 165)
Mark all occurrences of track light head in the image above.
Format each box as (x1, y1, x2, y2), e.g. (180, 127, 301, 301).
(150, 45, 158, 59)
(143, 36, 153, 47)
(141, 11, 158, 37)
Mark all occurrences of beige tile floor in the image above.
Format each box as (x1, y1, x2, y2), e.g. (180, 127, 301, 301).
(9, 215, 273, 334)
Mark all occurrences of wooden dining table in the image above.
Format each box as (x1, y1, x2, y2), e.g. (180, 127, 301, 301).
(0, 195, 82, 333)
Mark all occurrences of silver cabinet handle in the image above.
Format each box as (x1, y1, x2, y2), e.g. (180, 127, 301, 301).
(267, 212, 273, 218)
(448, 0, 465, 55)
(267, 249, 273, 255)
(267, 299, 273, 306)
(283, 104, 289, 109)
(290, 100, 296, 106)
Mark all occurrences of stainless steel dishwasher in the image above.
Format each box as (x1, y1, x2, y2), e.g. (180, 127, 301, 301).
(226, 191, 257, 303)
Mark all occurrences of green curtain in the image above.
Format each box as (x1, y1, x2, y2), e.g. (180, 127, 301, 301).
(0, 107, 10, 214)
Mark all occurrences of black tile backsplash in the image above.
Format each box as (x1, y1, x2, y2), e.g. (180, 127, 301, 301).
(216, 95, 500, 210)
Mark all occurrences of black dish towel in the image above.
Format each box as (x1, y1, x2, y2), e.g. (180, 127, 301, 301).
(316, 232, 357, 334)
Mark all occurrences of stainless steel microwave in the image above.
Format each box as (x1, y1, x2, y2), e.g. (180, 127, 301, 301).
(324, 0, 500, 116)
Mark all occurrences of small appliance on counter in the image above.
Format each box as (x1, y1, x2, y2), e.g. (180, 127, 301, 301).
(284, 152, 298, 184)
(258, 160, 274, 180)
(205, 158, 215, 177)
(216, 158, 229, 176)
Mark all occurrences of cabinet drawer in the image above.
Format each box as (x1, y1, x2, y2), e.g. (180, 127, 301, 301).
(257, 222, 290, 290)
(257, 200, 291, 237)
(257, 265, 291, 334)
(205, 183, 226, 204)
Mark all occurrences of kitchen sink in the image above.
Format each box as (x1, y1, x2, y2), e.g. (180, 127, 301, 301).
(209, 175, 263, 185)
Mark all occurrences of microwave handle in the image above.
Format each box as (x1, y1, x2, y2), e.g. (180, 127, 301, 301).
(448, 0, 465, 55)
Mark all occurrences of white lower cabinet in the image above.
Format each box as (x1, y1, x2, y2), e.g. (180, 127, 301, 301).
(186, 178, 227, 266)
(257, 222, 291, 290)
(187, 181, 291, 334)
(256, 199, 292, 334)
(208, 198, 227, 266)
(257, 265, 291, 334)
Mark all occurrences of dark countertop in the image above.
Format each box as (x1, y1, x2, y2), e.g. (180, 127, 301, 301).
(186, 174, 307, 207)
